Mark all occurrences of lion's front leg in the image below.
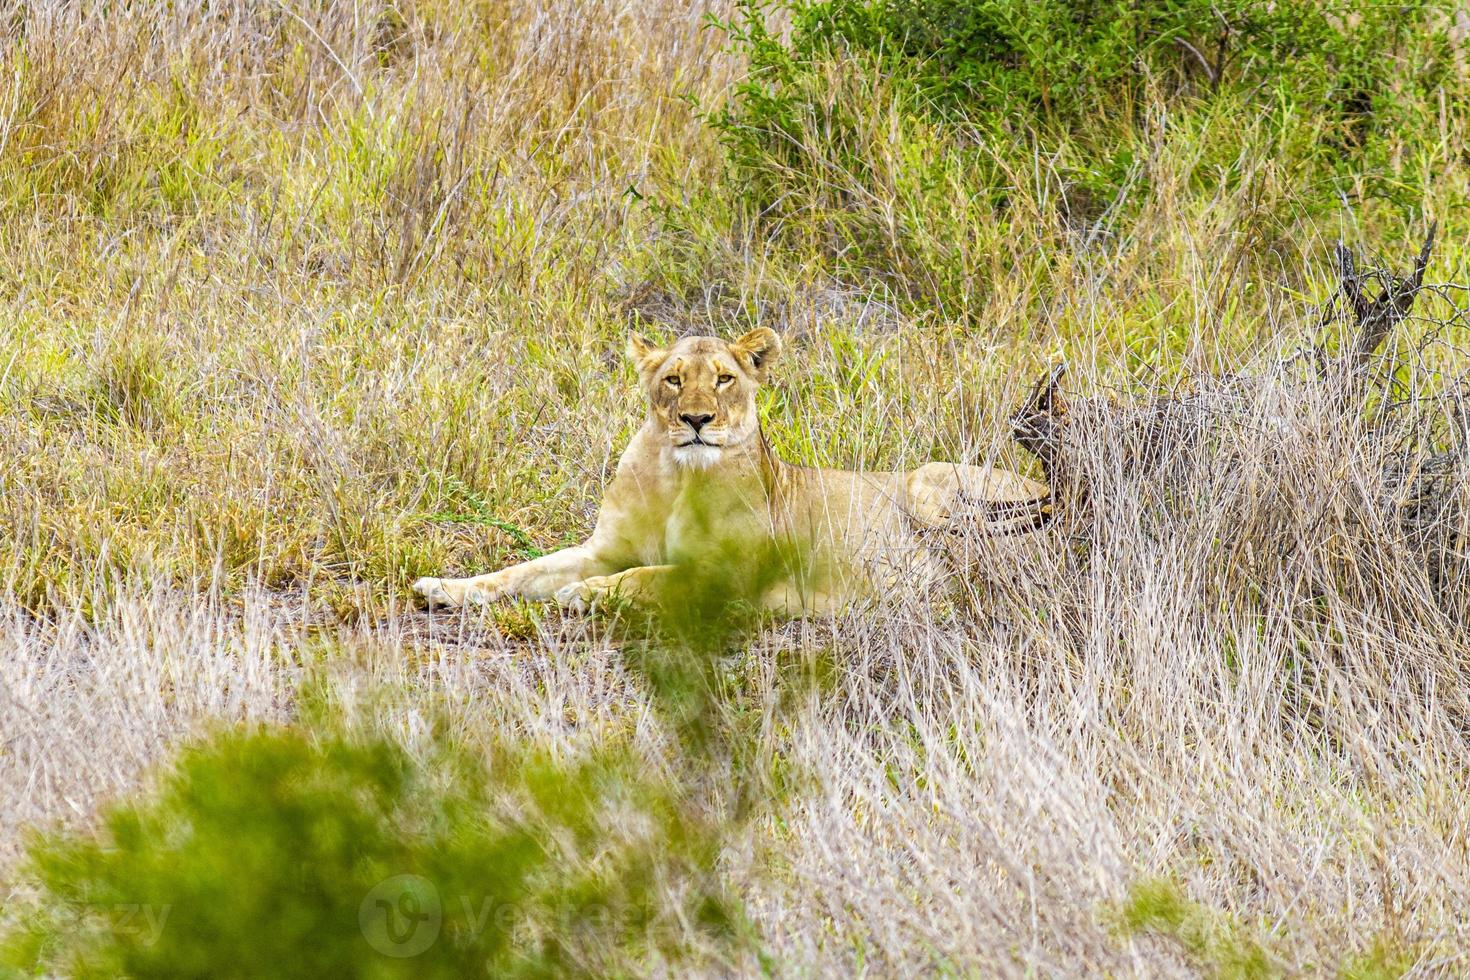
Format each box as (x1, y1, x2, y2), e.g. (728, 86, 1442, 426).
(413, 544, 611, 608)
(554, 564, 676, 613)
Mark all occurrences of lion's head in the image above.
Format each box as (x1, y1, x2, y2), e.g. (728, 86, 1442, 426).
(628, 328, 782, 467)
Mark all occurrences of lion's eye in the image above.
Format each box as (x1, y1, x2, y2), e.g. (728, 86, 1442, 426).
(664, 376, 681, 388)
(717, 374, 735, 386)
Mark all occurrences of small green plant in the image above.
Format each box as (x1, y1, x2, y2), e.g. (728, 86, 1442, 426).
(422, 474, 547, 559)
(1119, 878, 1276, 979)
(1340, 937, 1419, 980)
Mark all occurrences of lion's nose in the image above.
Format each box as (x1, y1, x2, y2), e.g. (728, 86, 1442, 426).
(680, 413, 715, 432)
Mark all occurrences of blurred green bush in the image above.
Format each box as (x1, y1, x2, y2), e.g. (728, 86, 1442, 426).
(1, 724, 736, 978)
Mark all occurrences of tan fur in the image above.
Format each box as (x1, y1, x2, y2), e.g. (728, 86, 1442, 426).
(413, 329, 1050, 615)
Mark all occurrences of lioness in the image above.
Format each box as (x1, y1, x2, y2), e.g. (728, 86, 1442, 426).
(412, 328, 1049, 615)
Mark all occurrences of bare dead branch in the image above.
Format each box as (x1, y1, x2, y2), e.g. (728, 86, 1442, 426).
(1011, 363, 1066, 485)
(1339, 221, 1438, 373)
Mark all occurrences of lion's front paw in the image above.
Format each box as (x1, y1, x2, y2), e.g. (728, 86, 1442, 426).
(554, 577, 614, 615)
(412, 576, 454, 606)
(553, 579, 595, 614)
(412, 576, 495, 609)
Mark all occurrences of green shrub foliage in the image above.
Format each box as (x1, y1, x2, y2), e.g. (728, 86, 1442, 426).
(714, 0, 1455, 214)
(1, 726, 735, 978)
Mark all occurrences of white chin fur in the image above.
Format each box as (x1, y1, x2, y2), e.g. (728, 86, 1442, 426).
(671, 444, 724, 469)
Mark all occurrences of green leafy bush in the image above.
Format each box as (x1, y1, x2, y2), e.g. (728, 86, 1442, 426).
(733, 1, 1445, 122)
(1, 725, 736, 978)
(711, 0, 1455, 247)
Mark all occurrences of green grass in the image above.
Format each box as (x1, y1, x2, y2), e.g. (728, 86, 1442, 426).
(1120, 878, 1277, 978)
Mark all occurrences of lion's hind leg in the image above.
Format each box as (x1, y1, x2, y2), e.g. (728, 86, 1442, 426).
(904, 462, 1051, 534)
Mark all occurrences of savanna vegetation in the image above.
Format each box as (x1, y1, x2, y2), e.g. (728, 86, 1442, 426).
(3, 0, 1470, 975)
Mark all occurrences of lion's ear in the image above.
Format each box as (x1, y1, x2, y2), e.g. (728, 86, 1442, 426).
(731, 328, 782, 381)
(627, 333, 665, 374)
